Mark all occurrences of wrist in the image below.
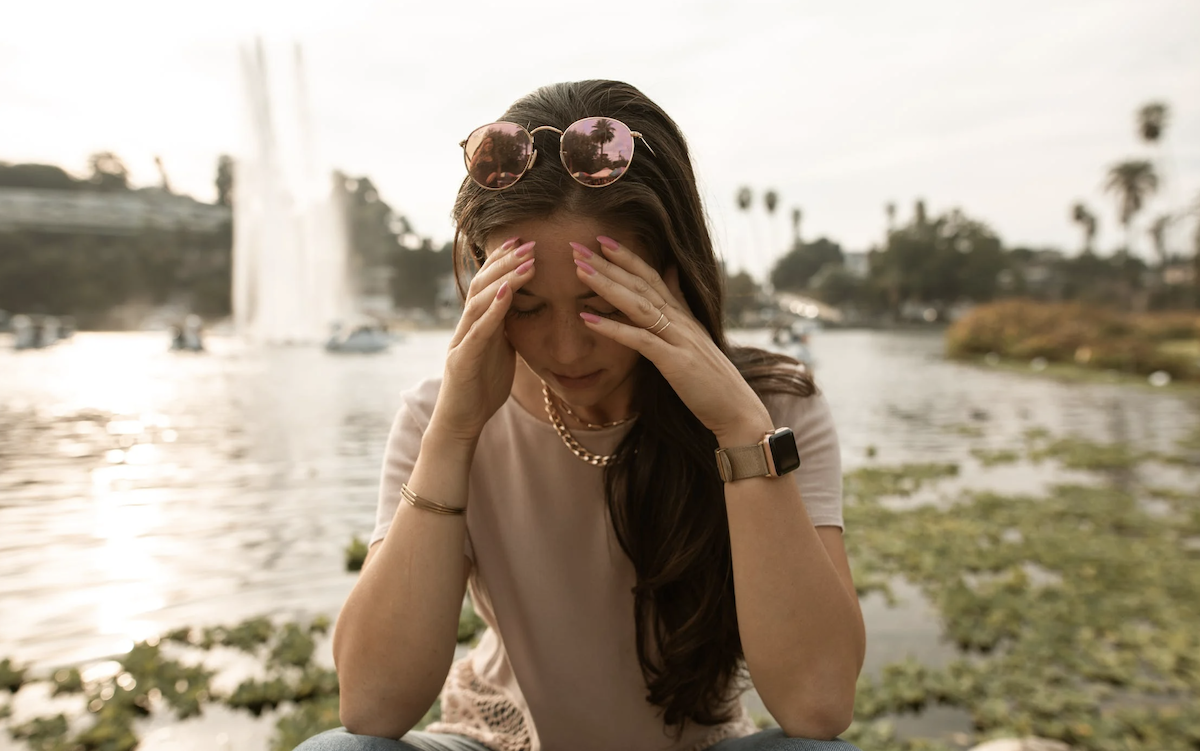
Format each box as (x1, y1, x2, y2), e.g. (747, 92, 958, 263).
(713, 407, 774, 447)
(422, 417, 480, 460)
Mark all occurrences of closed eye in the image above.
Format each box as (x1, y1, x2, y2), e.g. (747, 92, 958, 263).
(508, 305, 545, 319)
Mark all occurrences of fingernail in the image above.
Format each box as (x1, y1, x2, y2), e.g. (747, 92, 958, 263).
(496, 281, 509, 299)
(597, 236, 619, 252)
(500, 236, 520, 251)
(513, 240, 536, 257)
(515, 259, 534, 275)
(574, 259, 596, 275)
(569, 242, 594, 259)
(580, 312, 601, 324)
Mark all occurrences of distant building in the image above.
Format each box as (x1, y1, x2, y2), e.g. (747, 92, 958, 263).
(0, 187, 231, 235)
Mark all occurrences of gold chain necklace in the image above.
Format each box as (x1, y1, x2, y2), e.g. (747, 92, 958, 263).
(541, 383, 634, 466)
(557, 396, 637, 429)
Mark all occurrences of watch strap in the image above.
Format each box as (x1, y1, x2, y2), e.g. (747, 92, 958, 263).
(715, 443, 769, 482)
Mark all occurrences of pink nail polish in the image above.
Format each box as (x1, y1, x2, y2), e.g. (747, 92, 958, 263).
(569, 242, 594, 259)
(597, 236, 619, 252)
(496, 281, 509, 299)
(516, 259, 534, 275)
(500, 236, 520, 251)
(580, 312, 601, 324)
(515, 243, 534, 259)
(574, 259, 596, 275)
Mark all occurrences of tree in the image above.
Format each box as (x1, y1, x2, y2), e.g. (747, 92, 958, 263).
(791, 207, 802, 246)
(1104, 160, 1158, 257)
(885, 202, 896, 233)
(1137, 102, 1169, 144)
(735, 186, 754, 277)
(1071, 202, 1098, 255)
(770, 237, 844, 292)
(216, 155, 234, 206)
(87, 151, 129, 191)
(763, 189, 780, 274)
(870, 207, 1004, 308)
(590, 118, 616, 158)
(0, 163, 81, 190)
(1147, 215, 1171, 268)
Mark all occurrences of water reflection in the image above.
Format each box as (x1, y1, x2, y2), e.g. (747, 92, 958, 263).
(1, 329, 1196, 676)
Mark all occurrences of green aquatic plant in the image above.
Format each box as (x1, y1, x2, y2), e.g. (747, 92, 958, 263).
(1028, 435, 1147, 472)
(0, 658, 27, 694)
(970, 447, 1021, 467)
(269, 695, 340, 751)
(345, 535, 369, 572)
(269, 623, 316, 668)
(843, 463, 959, 503)
(50, 669, 82, 696)
(847, 445, 1200, 749)
(8, 714, 69, 751)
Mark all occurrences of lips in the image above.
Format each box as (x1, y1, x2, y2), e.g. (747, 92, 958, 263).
(552, 370, 602, 389)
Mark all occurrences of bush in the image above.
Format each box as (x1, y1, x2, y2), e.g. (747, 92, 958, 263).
(946, 301, 1200, 380)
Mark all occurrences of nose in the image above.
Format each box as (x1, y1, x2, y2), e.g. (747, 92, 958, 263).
(545, 308, 593, 365)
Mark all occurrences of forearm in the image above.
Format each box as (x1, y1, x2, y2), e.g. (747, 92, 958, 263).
(718, 414, 865, 738)
(332, 419, 474, 737)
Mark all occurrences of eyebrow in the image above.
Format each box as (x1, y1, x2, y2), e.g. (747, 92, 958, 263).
(514, 289, 601, 300)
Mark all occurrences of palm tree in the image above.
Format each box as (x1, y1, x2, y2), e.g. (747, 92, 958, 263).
(791, 207, 803, 248)
(736, 187, 754, 277)
(1147, 214, 1171, 268)
(1104, 160, 1159, 257)
(1137, 102, 1168, 143)
(1070, 202, 1097, 255)
(763, 189, 780, 272)
(885, 202, 896, 234)
(590, 119, 616, 158)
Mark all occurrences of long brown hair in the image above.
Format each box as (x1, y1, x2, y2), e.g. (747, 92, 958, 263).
(452, 81, 815, 732)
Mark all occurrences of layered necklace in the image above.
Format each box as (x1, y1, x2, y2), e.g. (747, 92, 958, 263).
(540, 382, 636, 467)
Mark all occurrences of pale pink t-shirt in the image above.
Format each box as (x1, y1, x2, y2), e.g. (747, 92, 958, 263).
(369, 372, 844, 751)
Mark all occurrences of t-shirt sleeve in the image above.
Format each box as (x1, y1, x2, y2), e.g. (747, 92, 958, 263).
(370, 377, 475, 560)
(764, 385, 844, 529)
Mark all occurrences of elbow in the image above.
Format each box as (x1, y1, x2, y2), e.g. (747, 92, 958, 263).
(772, 684, 856, 741)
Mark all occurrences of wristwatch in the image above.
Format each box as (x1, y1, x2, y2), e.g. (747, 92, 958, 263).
(715, 427, 801, 482)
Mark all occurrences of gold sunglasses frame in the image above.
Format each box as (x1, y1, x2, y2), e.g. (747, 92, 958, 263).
(459, 118, 656, 191)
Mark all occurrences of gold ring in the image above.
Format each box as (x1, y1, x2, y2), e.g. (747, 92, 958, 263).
(652, 320, 672, 335)
(657, 302, 669, 312)
(643, 312, 666, 332)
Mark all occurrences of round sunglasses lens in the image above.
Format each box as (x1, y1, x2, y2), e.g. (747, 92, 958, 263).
(560, 117, 634, 187)
(464, 123, 533, 189)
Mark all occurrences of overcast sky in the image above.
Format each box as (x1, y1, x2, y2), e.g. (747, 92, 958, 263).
(3, 0, 1198, 278)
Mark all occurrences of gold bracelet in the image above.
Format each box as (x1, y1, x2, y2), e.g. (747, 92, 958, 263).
(400, 483, 465, 516)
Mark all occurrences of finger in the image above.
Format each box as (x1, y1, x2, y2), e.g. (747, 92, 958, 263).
(578, 311, 674, 363)
(467, 239, 535, 298)
(573, 249, 682, 342)
(451, 257, 536, 347)
(595, 236, 682, 310)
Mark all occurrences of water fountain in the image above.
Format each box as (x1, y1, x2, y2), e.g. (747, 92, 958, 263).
(233, 39, 351, 344)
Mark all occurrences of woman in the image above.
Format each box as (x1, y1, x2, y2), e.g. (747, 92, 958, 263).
(300, 80, 865, 751)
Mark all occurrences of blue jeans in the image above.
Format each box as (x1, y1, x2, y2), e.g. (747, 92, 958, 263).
(294, 727, 863, 750)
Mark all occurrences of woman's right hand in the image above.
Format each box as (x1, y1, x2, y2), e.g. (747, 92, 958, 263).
(430, 236, 537, 443)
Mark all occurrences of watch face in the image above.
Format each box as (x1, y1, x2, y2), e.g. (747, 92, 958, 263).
(769, 428, 801, 475)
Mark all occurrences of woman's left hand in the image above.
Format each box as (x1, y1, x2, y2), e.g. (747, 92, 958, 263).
(572, 236, 770, 440)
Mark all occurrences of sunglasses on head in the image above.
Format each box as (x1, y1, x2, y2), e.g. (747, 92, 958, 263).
(460, 117, 655, 191)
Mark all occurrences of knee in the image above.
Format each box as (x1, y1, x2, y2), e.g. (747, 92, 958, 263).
(292, 727, 367, 751)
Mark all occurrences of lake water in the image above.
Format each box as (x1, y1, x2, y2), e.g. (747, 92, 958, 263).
(1, 328, 1196, 747)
